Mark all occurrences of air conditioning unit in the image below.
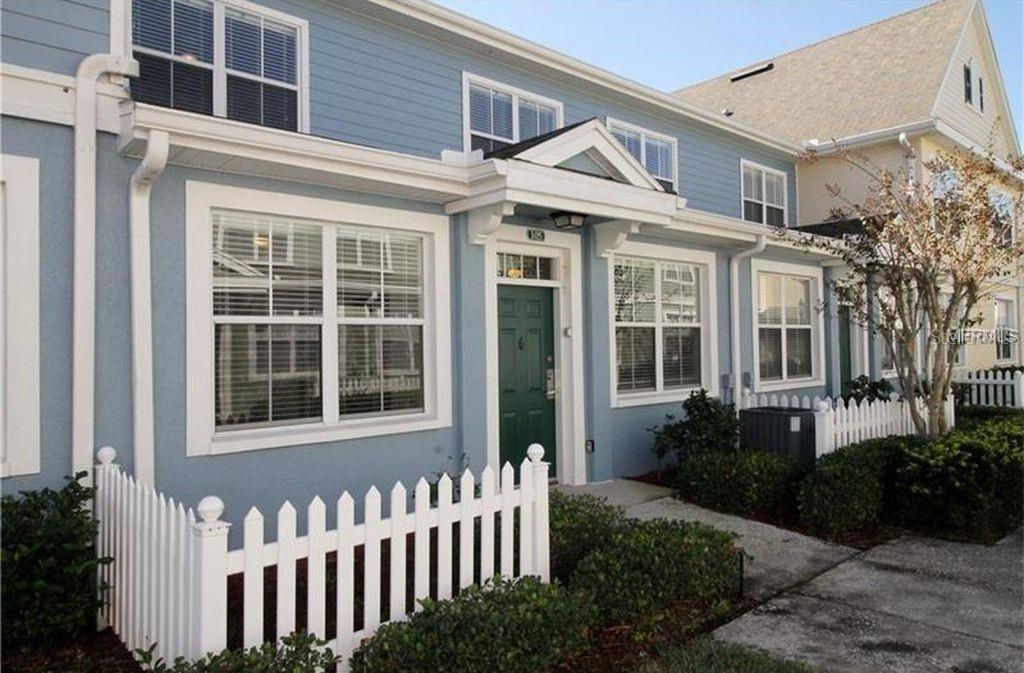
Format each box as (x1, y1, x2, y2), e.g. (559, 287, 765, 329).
(739, 406, 817, 472)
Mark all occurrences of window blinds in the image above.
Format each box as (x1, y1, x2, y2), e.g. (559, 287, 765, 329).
(757, 273, 812, 381)
(468, 81, 558, 153)
(132, 0, 299, 131)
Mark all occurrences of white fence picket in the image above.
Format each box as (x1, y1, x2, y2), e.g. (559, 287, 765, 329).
(364, 487, 382, 633)
(389, 482, 408, 621)
(307, 497, 327, 639)
(954, 369, 1023, 409)
(459, 470, 475, 590)
(276, 502, 297, 639)
(94, 446, 553, 671)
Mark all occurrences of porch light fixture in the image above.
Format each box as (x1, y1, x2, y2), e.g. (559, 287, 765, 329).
(551, 211, 586, 229)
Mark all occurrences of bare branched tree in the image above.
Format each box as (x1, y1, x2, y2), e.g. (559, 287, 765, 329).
(790, 142, 1023, 436)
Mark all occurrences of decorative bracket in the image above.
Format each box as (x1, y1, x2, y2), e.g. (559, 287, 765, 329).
(467, 201, 516, 245)
(593, 220, 641, 258)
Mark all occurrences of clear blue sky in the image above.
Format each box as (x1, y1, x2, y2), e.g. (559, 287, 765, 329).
(434, 0, 1023, 143)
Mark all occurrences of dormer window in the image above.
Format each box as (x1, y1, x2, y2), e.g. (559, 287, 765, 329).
(130, 0, 308, 132)
(463, 73, 563, 153)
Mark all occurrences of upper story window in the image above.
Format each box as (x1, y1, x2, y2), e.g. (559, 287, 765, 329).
(990, 191, 1014, 246)
(742, 160, 786, 226)
(964, 59, 984, 113)
(131, 0, 308, 132)
(607, 118, 678, 192)
(463, 73, 562, 153)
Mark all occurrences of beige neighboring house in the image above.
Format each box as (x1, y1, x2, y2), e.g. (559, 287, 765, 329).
(675, 0, 1022, 378)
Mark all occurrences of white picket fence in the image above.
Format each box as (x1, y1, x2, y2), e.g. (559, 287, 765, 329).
(952, 369, 1024, 409)
(741, 390, 955, 456)
(94, 445, 551, 669)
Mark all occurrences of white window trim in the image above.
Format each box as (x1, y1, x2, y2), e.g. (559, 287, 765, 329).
(185, 182, 451, 456)
(461, 72, 564, 153)
(127, 0, 312, 134)
(965, 59, 984, 116)
(740, 159, 788, 226)
(605, 117, 679, 193)
(750, 259, 825, 392)
(1, 155, 41, 477)
(609, 242, 719, 408)
(994, 297, 1016, 363)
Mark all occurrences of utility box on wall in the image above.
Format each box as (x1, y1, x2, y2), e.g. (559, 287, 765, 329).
(739, 407, 817, 472)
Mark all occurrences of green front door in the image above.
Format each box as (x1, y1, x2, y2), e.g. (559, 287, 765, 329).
(498, 285, 557, 474)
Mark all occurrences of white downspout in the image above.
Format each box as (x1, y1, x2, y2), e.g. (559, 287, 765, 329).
(129, 131, 169, 485)
(73, 54, 138, 484)
(730, 235, 767, 409)
(899, 132, 916, 191)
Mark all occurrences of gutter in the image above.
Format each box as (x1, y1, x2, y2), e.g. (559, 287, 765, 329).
(73, 54, 138, 485)
(128, 130, 169, 485)
(730, 235, 767, 409)
(803, 119, 936, 154)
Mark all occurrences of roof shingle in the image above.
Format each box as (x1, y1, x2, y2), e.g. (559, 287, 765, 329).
(672, 0, 973, 145)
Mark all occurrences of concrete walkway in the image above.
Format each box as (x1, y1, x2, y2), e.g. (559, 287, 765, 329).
(715, 530, 1024, 673)
(560, 479, 1024, 673)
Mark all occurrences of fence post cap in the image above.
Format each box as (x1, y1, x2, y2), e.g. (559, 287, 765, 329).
(527, 443, 545, 462)
(197, 496, 225, 523)
(815, 400, 831, 412)
(97, 446, 117, 464)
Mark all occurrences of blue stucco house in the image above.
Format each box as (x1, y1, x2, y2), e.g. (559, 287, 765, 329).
(1, 0, 855, 536)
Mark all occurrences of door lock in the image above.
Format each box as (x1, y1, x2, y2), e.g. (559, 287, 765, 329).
(546, 368, 556, 399)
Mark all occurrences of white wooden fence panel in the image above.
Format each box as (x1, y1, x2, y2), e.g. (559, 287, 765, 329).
(94, 446, 551, 671)
(954, 370, 1023, 409)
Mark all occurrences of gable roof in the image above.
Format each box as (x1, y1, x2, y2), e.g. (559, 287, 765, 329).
(485, 118, 669, 192)
(672, 0, 974, 145)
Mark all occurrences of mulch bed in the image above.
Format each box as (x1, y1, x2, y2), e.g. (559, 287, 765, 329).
(2, 629, 142, 673)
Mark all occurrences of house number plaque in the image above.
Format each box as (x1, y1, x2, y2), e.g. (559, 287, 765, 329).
(527, 229, 546, 241)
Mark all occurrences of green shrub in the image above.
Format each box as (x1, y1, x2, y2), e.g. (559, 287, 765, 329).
(570, 519, 738, 626)
(651, 390, 739, 464)
(676, 450, 796, 515)
(892, 427, 1023, 539)
(138, 632, 337, 672)
(797, 438, 898, 535)
(1, 473, 111, 650)
(549, 490, 627, 583)
(953, 405, 1024, 431)
(349, 576, 593, 673)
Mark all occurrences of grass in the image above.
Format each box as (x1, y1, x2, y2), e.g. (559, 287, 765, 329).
(633, 638, 815, 673)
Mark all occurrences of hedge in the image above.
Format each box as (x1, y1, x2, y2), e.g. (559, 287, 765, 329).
(797, 413, 1023, 541)
(676, 450, 796, 516)
(570, 518, 739, 626)
(349, 576, 593, 673)
(1, 473, 110, 650)
(548, 490, 627, 583)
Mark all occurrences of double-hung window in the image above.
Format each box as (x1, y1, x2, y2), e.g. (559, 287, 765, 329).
(991, 191, 1014, 246)
(611, 248, 716, 405)
(752, 261, 823, 389)
(742, 161, 786, 226)
(188, 184, 451, 455)
(464, 73, 562, 153)
(131, 0, 307, 132)
(995, 298, 1016, 362)
(607, 119, 678, 192)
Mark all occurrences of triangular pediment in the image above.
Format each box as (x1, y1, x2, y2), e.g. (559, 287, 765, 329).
(509, 119, 665, 191)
